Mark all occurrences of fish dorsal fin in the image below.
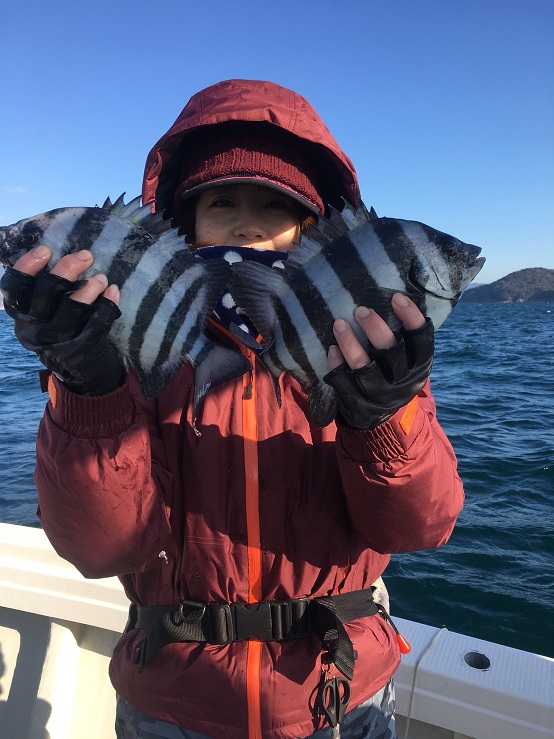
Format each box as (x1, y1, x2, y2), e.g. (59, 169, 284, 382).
(105, 194, 186, 243)
(109, 193, 127, 211)
(309, 217, 344, 245)
(286, 235, 324, 269)
(354, 200, 376, 223)
(151, 228, 193, 255)
(136, 211, 176, 239)
(328, 203, 353, 231)
(328, 200, 374, 230)
(109, 194, 148, 222)
(296, 200, 374, 254)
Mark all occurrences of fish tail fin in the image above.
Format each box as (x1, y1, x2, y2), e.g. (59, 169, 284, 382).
(191, 341, 252, 428)
(131, 359, 186, 402)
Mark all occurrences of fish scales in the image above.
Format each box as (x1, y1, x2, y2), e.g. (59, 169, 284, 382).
(85, 215, 136, 275)
(149, 275, 207, 368)
(57, 208, 110, 261)
(40, 208, 90, 258)
(272, 299, 319, 385)
(140, 272, 216, 389)
(348, 223, 409, 292)
(110, 238, 178, 359)
(274, 280, 329, 378)
(297, 240, 353, 327)
(340, 223, 421, 330)
(127, 253, 203, 360)
(264, 237, 362, 379)
(0, 195, 252, 416)
(230, 201, 485, 426)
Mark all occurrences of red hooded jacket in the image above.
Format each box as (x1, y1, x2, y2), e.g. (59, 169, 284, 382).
(35, 79, 464, 739)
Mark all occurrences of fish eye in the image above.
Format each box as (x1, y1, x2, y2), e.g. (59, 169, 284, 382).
(19, 232, 40, 248)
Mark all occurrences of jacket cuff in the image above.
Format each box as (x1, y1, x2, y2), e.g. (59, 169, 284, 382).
(45, 372, 135, 438)
(337, 397, 425, 463)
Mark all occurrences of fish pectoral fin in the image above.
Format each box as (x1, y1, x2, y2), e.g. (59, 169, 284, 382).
(228, 322, 264, 351)
(307, 382, 338, 428)
(192, 343, 252, 414)
(230, 262, 280, 342)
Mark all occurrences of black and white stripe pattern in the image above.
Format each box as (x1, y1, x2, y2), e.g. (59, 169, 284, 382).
(230, 201, 484, 425)
(0, 195, 251, 408)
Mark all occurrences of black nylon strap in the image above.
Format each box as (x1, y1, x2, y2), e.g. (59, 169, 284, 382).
(129, 589, 378, 678)
(313, 589, 381, 679)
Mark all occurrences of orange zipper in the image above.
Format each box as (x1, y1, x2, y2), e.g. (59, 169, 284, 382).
(241, 348, 263, 739)
(209, 321, 263, 739)
(242, 357, 262, 604)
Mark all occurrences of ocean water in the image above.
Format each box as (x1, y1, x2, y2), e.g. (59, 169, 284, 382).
(0, 303, 553, 657)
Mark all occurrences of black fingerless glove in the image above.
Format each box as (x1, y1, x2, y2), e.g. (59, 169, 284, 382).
(0, 266, 123, 396)
(323, 318, 434, 430)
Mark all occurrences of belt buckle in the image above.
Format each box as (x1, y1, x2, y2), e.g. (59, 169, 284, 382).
(232, 601, 273, 641)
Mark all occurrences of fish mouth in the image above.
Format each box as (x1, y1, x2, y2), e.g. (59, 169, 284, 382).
(408, 247, 485, 301)
(462, 254, 486, 288)
(470, 255, 486, 276)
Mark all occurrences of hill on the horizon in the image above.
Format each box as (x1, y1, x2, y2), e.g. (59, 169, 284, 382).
(460, 268, 554, 303)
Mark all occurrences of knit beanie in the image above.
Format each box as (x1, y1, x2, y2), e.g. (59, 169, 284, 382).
(172, 122, 325, 217)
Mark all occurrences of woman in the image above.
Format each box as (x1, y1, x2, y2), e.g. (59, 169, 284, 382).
(1, 79, 463, 739)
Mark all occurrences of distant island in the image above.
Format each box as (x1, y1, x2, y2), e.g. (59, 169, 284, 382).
(460, 268, 554, 303)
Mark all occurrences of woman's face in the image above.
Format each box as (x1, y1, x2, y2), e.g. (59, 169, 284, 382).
(193, 183, 302, 251)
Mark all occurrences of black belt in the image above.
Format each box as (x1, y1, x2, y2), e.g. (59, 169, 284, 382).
(127, 588, 381, 680)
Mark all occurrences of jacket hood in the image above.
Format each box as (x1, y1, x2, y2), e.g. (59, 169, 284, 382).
(142, 79, 360, 218)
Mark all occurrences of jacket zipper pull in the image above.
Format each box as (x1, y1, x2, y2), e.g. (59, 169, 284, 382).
(243, 370, 253, 399)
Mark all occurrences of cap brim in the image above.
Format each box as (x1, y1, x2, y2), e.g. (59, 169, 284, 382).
(180, 175, 320, 214)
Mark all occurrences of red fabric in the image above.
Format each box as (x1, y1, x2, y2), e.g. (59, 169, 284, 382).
(35, 358, 463, 738)
(171, 121, 325, 216)
(33, 80, 463, 738)
(142, 79, 360, 218)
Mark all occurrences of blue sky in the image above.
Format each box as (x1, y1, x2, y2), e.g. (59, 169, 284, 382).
(1, 0, 552, 284)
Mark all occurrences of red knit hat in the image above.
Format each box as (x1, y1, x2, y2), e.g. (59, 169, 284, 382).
(172, 122, 325, 217)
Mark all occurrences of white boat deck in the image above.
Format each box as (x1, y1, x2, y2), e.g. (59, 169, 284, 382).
(0, 522, 552, 739)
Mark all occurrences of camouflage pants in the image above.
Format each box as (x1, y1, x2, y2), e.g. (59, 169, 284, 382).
(115, 679, 396, 739)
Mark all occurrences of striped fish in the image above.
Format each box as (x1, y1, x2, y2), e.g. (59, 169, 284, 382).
(0, 195, 251, 412)
(230, 201, 485, 426)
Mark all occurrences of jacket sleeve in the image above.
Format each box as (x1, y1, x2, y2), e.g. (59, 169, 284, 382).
(336, 379, 464, 553)
(34, 373, 172, 578)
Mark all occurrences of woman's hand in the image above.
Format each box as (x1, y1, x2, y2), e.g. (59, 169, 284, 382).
(0, 245, 123, 396)
(327, 293, 425, 370)
(11, 245, 120, 305)
(324, 294, 434, 430)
